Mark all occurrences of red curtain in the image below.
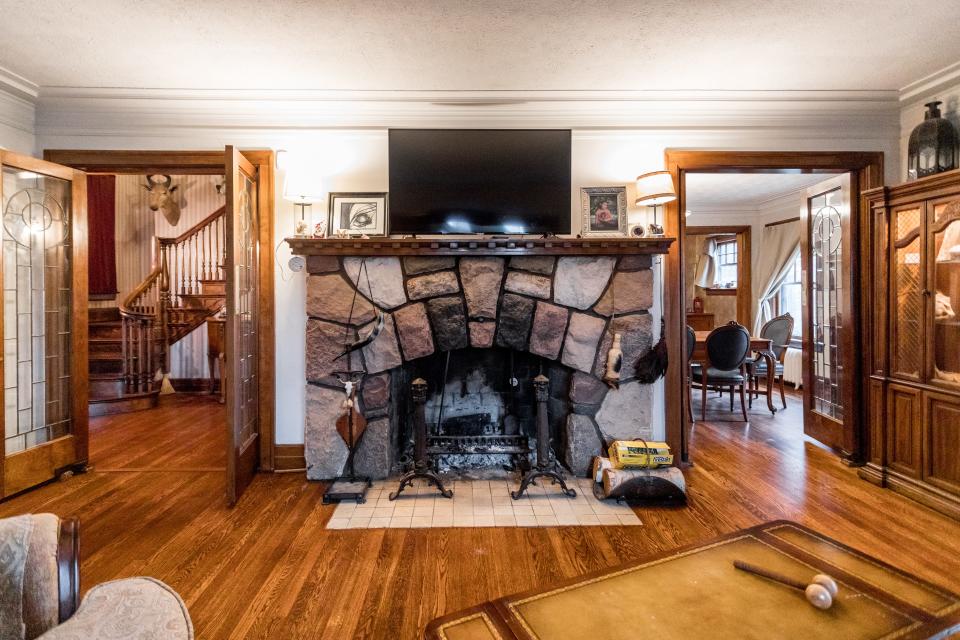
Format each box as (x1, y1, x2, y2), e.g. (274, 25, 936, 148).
(87, 175, 118, 298)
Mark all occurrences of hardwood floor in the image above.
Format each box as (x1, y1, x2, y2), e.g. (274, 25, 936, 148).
(2, 390, 959, 639)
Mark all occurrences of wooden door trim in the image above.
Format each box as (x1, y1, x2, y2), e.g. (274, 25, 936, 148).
(664, 150, 884, 465)
(685, 225, 752, 327)
(42, 149, 277, 471)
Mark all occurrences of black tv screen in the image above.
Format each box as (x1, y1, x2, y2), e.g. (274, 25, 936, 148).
(388, 129, 571, 235)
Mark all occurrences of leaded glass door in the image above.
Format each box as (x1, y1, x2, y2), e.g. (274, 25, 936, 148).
(801, 173, 857, 454)
(0, 151, 88, 498)
(225, 146, 260, 505)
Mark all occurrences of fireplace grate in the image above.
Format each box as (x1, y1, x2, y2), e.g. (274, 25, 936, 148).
(427, 434, 530, 456)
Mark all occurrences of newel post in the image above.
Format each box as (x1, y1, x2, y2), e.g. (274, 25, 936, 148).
(158, 241, 172, 374)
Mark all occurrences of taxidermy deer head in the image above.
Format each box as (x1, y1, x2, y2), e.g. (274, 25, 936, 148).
(143, 175, 181, 226)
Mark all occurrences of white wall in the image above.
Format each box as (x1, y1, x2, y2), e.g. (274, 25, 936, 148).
(0, 87, 35, 154)
(28, 103, 901, 445)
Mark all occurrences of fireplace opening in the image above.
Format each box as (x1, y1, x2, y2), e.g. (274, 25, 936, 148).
(392, 347, 570, 473)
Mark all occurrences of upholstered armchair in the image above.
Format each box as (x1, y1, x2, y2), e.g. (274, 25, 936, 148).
(0, 513, 193, 640)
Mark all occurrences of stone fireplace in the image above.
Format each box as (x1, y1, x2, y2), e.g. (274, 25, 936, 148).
(295, 239, 668, 481)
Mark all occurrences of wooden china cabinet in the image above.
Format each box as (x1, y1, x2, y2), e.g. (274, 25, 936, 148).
(861, 169, 960, 519)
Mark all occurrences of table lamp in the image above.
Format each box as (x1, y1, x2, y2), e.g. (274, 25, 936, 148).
(282, 163, 324, 237)
(635, 170, 677, 237)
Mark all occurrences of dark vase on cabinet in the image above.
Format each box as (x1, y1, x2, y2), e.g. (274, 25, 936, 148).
(861, 169, 960, 520)
(907, 101, 959, 181)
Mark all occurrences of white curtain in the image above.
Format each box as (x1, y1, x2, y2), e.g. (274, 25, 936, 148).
(694, 237, 717, 288)
(752, 220, 801, 334)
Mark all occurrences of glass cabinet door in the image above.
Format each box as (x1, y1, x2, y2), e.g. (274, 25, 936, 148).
(891, 205, 925, 380)
(929, 200, 960, 387)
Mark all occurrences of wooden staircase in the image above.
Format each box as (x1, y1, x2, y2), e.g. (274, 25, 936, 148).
(89, 207, 227, 416)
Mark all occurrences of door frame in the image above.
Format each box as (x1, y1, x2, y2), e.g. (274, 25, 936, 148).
(684, 225, 752, 328)
(663, 150, 884, 465)
(0, 151, 89, 498)
(43, 149, 277, 472)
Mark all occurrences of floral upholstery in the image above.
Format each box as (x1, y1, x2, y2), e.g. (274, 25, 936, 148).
(1, 514, 192, 640)
(37, 578, 193, 640)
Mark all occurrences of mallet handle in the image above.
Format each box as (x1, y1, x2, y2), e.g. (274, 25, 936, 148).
(733, 560, 807, 591)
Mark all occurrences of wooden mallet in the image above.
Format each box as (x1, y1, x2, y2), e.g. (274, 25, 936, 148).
(733, 560, 839, 610)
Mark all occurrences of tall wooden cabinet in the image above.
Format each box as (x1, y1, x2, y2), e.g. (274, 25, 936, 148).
(861, 169, 960, 519)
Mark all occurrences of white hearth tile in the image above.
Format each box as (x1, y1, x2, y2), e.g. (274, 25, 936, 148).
(324, 479, 644, 530)
(347, 517, 372, 529)
(514, 515, 538, 527)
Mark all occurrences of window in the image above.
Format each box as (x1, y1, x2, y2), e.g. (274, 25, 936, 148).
(714, 238, 738, 288)
(775, 252, 803, 341)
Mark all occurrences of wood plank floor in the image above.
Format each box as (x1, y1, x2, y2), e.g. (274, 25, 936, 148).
(2, 391, 959, 639)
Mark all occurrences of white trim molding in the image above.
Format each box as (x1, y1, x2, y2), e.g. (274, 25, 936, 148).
(899, 61, 960, 106)
(34, 87, 900, 141)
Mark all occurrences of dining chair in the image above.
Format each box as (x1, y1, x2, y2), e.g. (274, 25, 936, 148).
(748, 313, 794, 410)
(693, 321, 751, 421)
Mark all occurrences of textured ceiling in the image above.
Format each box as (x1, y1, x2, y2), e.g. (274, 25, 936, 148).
(685, 173, 832, 212)
(0, 0, 958, 91)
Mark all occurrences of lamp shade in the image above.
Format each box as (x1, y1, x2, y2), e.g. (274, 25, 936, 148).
(282, 165, 324, 203)
(635, 170, 677, 206)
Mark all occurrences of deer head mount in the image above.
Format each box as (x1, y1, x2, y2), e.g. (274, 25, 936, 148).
(143, 175, 181, 226)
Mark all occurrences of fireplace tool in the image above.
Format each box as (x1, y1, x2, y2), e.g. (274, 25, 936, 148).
(322, 369, 372, 504)
(389, 377, 453, 500)
(322, 259, 381, 505)
(511, 373, 577, 500)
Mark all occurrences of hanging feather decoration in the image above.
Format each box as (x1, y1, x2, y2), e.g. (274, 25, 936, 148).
(634, 318, 669, 384)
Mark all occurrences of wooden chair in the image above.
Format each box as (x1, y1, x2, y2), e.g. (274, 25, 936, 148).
(748, 313, 794, 410)
(691, 321, 752, 421)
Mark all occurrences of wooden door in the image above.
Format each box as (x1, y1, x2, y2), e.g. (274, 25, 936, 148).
(0, 151, 88, 498)
(800, 173, 859, 454)
(225, 146, 261, 504)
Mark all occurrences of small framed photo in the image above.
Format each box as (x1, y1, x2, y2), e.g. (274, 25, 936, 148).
(328, 192, 388, 237)
(580, 187, 627, 236)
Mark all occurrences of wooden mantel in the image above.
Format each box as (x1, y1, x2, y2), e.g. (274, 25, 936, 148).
(286, 236, 675, 257)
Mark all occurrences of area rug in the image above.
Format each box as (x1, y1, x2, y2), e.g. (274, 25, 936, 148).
(325, 478, 642, 529)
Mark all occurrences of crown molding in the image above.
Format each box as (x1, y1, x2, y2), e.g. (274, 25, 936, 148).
(899, 61, 960, 106)
(34, 87, 900, 140)
(0, 66, 39, 102)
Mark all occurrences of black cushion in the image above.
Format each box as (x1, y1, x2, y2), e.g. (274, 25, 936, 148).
(752, 361, 784, 375)
(705, 322, 751, 371)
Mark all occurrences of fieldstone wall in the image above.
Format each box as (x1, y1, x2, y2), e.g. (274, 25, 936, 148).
(304, 254, 656, 480)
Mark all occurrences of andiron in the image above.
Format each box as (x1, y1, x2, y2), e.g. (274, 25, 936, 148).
(511, 374, 576, 500)
(389, 378, 454, 501)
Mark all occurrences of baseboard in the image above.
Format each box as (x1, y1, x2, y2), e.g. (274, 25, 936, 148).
(275, 444, 305, 471)
(862, 464, 960, 520)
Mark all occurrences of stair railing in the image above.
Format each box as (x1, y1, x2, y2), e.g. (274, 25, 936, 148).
(119, 205, 226, 393)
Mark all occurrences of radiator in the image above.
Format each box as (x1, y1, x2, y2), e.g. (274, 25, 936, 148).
(783, 347, 803, 389)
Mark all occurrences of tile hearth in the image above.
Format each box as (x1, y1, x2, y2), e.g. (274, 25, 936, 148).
(325, 478, 642, 529)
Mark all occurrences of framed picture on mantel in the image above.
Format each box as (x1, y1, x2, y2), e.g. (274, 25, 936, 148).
(328, 192, 388, 237)
(580, 186, 627, 236)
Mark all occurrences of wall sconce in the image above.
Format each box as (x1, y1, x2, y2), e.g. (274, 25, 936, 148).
(635, 170, 677, 237)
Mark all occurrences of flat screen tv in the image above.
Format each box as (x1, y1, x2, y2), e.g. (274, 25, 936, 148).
(388, 129, 571, 235)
